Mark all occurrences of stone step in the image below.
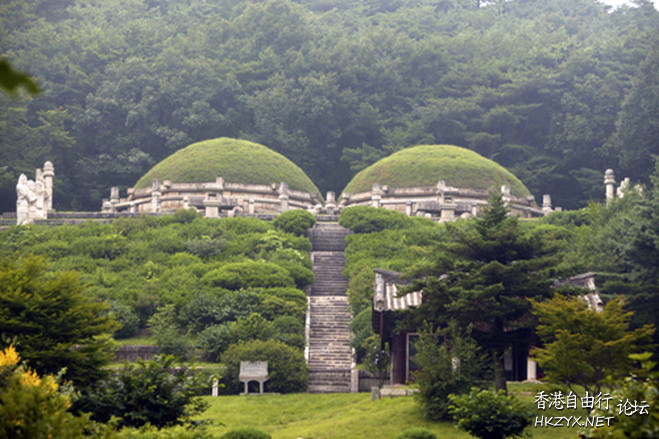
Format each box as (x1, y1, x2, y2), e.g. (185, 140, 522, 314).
(308, 369, 351, 393)
(307, 226, 353, 393)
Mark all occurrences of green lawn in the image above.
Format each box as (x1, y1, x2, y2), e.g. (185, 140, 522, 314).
(197, 383, 586, 438)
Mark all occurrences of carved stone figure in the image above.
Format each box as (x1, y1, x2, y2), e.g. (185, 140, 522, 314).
(16, 174, 33, 225)
(16, 162, 54, 225)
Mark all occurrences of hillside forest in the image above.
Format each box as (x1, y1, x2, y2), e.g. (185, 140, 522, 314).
(1, 0, 658, 213)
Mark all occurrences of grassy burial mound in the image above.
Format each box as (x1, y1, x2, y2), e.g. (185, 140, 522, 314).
(342, 144, 532, 198)
(134, 137, 321, 195)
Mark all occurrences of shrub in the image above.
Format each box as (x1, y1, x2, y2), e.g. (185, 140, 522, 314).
(339, 206, 413, 233)
(415, 326, 486, 421)
(0, 254, 118, 388)
(448, 388, 533, 439)
(147, 305, 191, 359)
(221, 339, 308, 394)
(220, 428, 271, 439)
(202, 261, 294, 290)
(197, 324, 233, 362)
(394, 428, 438, 439)
(180, 292, 227, 333)
(271, 315, 304, 335)
(110, 301, 141, 339)
(230, 313, 273, 343)
(216, 290, 262, 322)
(260, 295, 305, 324)
(351, 307, 374, 364)
(171, 208, 200, 224)
(273, 260, 314, 290)
(80, 355, 208, 428)
(0, 345, 101, 438)
(273, 209, 316, 236)
(272, 316, 305, 349)
(364, 341, 390, 388)
(183, 237, 226, 259)
(261, 287, 307, 308)
(581, 353, 659, 439)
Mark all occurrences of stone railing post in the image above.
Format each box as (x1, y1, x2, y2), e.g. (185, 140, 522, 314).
(279, 182, 289, 212)
(371, 183, 381, 208)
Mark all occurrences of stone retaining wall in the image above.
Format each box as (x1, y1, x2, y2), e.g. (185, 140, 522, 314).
(113, 345, 159, 362)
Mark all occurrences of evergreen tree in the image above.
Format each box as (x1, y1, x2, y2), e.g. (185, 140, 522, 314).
(0, 254, 118, 388)
(408, 192, 560, 392)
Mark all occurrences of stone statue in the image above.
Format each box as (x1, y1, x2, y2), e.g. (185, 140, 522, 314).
(16, 162, 54, 225)
(16, 174, 36, 225)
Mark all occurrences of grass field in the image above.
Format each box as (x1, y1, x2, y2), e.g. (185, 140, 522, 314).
(197, 383, 586, 438)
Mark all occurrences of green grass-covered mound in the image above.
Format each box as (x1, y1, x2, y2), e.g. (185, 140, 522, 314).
(134, 138, 321, 195)
(342, 145, 531, 197)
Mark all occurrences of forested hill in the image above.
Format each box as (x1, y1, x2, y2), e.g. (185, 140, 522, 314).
(1, 0, 657, 211)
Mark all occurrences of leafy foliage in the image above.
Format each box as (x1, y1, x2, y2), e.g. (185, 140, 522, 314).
(1, 0, 657, 211)
(202, 261, 295, 290)
(414, 324, 486, 421)
(220, 339, 308, 394)
(449, 388, 533, 439)
(272, 209, 317, 236)
(220, 429, 272, 439)
(0, 254, 118, 388)
(530, 295, 655, 397)
(581, 353, 659, 439)
(339, 206, 415, 233)
(0, 345, 106, 439)
(408, 192, 560, 392)
(79, 355, 208, 429)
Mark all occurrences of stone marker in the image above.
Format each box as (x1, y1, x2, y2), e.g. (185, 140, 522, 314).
(239, 361, 268, 395)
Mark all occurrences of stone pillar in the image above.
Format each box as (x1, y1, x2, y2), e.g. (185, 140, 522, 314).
(248, 199, 255, 215)
(279, 182, 289, 212)
(203, 192, 221, 218)
(436, 180, 446, 204)
(500, 184, 511, 202)
(110, 186, 120, 212)
(326, 191, 336, 214)
(527, 358, 537, 381)
(604, 169, 615, 202)
(405, 201, 413, 216)
(339, 193, 349, 208)
(151, 180, 162, 213)
(42, 161, 54, 212)
(182, 196, 190, 210)
(440, 205, 456, 222)
(101, 199, 112, 213)
(374, 272, 385, 312)
(371, 184, 382, 208)
(542, 194, 552, 215)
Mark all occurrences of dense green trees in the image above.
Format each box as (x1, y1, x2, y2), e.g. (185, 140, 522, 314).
(0, 254, 118, 387)
(0, 213, 311, 367)
(530, 295, 654, 398)
(407, 194, 560, 392)
(1, 0, 656, 211)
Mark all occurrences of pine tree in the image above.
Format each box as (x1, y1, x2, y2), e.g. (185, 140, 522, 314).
(0, 254, 118, 388)
(409, 192, 560, 392)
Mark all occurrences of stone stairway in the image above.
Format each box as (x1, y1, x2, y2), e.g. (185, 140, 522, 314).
(307, 222, 353, 393)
